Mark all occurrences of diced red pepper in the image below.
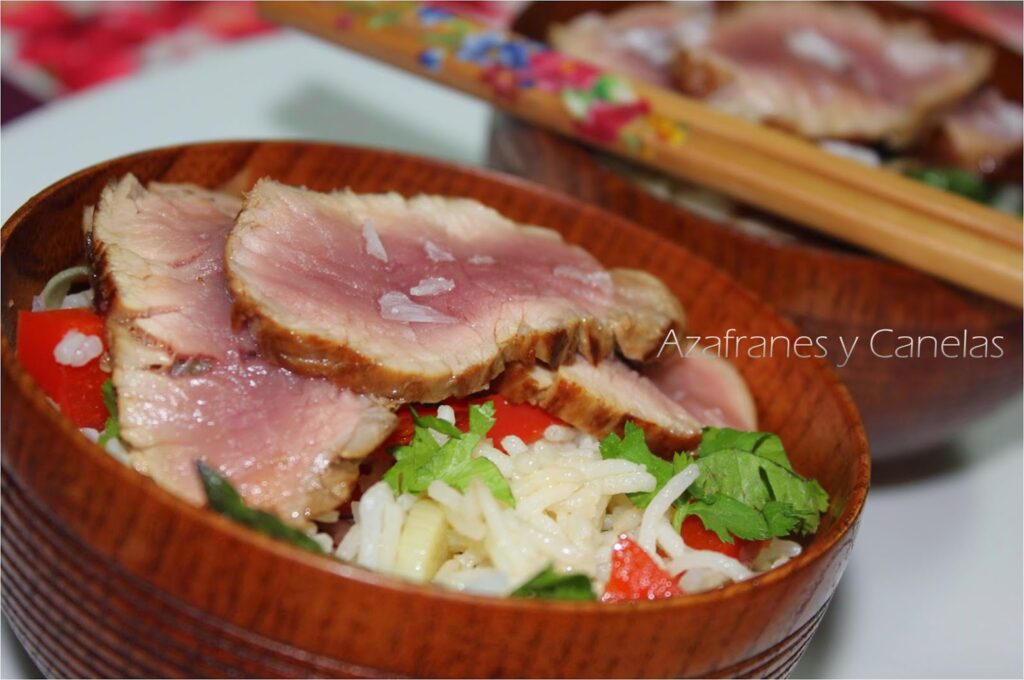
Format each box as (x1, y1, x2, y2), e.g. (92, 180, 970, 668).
(680, 515, 769, 564)
(601, 535, 682, 602)
(466, 394, 563, 449)
(16, 309, 108, 429)
(382, 394, 563, 452)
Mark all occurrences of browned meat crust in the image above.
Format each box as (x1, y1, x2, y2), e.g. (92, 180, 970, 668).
(496, 361, 701, 454)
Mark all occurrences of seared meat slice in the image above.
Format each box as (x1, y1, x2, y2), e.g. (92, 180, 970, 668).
(672, 2, 992, 146)
(917, 88, 1024, 175)
(642, 351, 758, 432)
(496, 358, 702, 454)
(550, 3, 713, 86)
(89, 175, 395, 522)
(226, 180, 684, 403)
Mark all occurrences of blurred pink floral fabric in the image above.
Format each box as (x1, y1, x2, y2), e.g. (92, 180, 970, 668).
(1, 1, 273, 97)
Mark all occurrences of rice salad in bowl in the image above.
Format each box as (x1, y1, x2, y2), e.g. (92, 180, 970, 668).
(327, 399, 824, 602)
(15, 178, 829, 605)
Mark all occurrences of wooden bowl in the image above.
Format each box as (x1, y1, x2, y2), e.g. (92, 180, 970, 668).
(489, 1, 1023, 460)
(1, 141, 869, 678)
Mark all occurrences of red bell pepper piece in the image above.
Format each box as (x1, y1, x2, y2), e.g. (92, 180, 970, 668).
(382, 394, 563, 451)
(680, 515, 769, 563)
(601, 535, 682, 602)
(466, 394, 563, 449)
(16, 309, 108, 429)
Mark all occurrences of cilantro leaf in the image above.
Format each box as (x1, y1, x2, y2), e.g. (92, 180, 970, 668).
(511, 566, 596, 601)
(97, 379, 120, 446)
(410, 406, 462, 438)
(197, 461, 325, 554)
(672, 451, 695, 475)
(384, 402, 515, 507)
(599, 422, 674, 508)
(697, 427, 792, 470)
(468, 400, 496, 434)
(672, 494, 771, 543)
(603, 424, 829, 541)
(763, 500, 802, 536)
(690, 450, 828, 534)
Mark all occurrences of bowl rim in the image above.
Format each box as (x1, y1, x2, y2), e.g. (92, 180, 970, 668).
(0, 139, 871, 615)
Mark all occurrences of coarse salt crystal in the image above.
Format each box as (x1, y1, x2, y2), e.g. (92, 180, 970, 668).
(553, 265, 613, 292)
(379, 292, 457, 324)
(424, 240, 455, 262)
(53, 330, 104, 367)
(786, 29, 850, 72)
(363, 219, 388, 263)
(410, 277, 455, 297)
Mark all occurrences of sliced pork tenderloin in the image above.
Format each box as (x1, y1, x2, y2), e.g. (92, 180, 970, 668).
(672, 2, 992, 146)
(225, 180, 685, 403)
(550, 3, 713, 86)
(642, 350, 758, 432)
(497, 345, 757, 454)
(915, 88, 1024, 176)
(88, 175, 395, 523)
(496, 358, 703, 454)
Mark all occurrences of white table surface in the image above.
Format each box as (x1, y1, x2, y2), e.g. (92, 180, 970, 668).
(2, 32, 1021, 680)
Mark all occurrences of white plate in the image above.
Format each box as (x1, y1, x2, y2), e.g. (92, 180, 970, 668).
(2, 31, 1021, 680)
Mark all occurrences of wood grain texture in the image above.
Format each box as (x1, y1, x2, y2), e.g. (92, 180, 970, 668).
(490, 1, 1023, 460)
(1, 142, 869, 678)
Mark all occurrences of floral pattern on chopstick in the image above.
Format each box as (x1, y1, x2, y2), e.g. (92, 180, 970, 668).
(333, 1, 688, 154)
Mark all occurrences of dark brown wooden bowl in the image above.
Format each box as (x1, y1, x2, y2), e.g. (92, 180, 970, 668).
(489, 1, 1024, 460)
(1, 141, 869, 678)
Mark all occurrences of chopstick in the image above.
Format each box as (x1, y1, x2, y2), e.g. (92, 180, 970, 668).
(262, 1, 1024, 307)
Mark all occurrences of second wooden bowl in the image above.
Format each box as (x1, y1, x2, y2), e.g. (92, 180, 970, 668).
(2, 141, 869, 678)
(490, 1, 1023, 459)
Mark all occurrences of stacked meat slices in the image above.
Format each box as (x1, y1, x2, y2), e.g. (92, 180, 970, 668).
(88, 177, 396, 523)
(553, 2, 1022, 173)
(91, 175, 757, 524)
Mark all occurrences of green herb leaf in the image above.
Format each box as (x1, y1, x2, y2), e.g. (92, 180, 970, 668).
(672, 494, 771, 543)
(511, 566, 596, 601)
(763, 501, 802, 537)
(410, 406, 462, 438)
(905, 166, 991, 204)
(690, 450, 828, 535)
(697, 427, 791, 470)
(443, 456, 514, 506)
(606, 424, 829, 540)
(599, 422, 673, 508)
(672, 450, 695, 475)
(197, 461, 325, 554)
(97, 379, 120, 446)
(384, 402, 515, 507)
(468, 400, 496, 435)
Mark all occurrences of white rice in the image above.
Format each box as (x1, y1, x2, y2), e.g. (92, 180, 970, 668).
(337, 427, 801, 597)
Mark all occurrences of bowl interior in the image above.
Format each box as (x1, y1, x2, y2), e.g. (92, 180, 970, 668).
(1, 142, 870, 676)
(2, 141, 867, 532)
